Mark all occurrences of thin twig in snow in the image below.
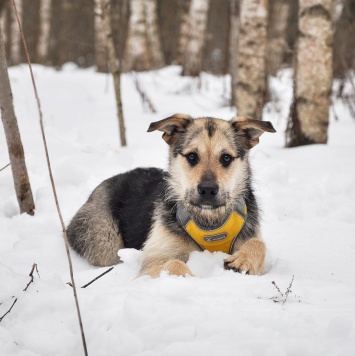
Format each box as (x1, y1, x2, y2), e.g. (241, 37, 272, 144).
(67, 267, 114, 289)
(0, 298, 17, 322)
(23, 263, 40, 292)
(282, 275, 294, 305)
(270, 275, 296, 305)
(271, 280, 283, 297)
(0, 163, 10, 172)
(0, 263, 39, 322)
(81, 267, 114, 289)
(11, 2, 88, 355)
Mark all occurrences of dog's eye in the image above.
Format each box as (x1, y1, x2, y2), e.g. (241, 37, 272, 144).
(220, 154, 233, 167)
(185, 152, 199, 166)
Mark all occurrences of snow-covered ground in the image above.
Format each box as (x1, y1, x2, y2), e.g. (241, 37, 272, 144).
(0, 65, 354, 356)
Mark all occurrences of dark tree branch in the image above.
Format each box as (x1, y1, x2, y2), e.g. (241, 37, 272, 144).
(0, 263, 40, 323)
(67, 267, 114, 289)
(23, 263, 39, 292)
(81, 267, 114, 289)
(0, 298, 17, 322)
(0, 163, 10, 172)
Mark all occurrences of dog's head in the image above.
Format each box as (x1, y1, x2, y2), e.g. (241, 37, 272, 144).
(148, 114, 275, 225)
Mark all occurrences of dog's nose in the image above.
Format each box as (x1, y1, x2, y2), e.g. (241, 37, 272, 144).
(198, 182, 219, 196)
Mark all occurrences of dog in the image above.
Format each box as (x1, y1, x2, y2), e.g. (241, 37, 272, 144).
(67, 114, 275, 277)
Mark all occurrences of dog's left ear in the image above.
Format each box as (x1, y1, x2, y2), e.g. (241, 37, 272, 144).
(147, 113, 193, 144)
(230, 117, 276, 149)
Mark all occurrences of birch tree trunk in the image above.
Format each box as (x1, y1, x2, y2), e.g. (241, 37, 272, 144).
(95, 0, 108, 72)
(37, 0, 51, 64)
(177, 0, 191, 65)
(235, 0, 268, 120)
(144, 0, 164, 69)
(267, 0, 290, 76)
(99, 0, 127, 146)
(0, 25, 35, 215)
(286, 0, 334, 146)
(10, 0, 22, 64)
(110, 0, 130, 62)
(182, 0, 210, 76)
(123, 0, 150, 71)
(229, 0, 240, 107)
(0, 3, 8, 50)
(2, 2, 12, 59)
(333, 0, 346, 23)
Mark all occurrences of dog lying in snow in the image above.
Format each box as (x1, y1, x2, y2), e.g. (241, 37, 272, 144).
(67, 114, 275, 277)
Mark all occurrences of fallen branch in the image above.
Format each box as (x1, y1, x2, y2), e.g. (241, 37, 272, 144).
(11, 1, 88, 354)
(67, 267, 114, 289)
(0, 298, 17, 322)
(23, 263, 40, 292)
(81, 267, 114, 288)
(0, 263, 39, 322)
(0, 163, 10, 172)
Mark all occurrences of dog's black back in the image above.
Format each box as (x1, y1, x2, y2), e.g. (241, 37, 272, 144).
(107, 168, 165, 249)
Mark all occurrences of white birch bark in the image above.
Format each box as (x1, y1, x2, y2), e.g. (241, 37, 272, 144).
(99, 0, 127, 146)
(287, 0, 334, 146)
(333, 0, 346, 23)
(144, 0, 164, 69)
(236, 0, 268, 120)
(11, 0, 22, 64)
(95, 0, 108, 71)
(182, 0, 210, 76)
(123, 0, 150, 71)
(37, 0, 51, 63)
(177, 0, 191, 65)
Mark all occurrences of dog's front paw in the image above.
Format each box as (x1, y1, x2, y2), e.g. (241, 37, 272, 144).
(224, 238, 266, 275)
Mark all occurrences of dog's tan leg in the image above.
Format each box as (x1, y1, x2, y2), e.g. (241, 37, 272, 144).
(140, 260, 194, 278)
(224, 238, 266, 275)
(139, 217, 198, 278)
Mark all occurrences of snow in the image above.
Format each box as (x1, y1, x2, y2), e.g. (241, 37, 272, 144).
(1, 64, 355, 356)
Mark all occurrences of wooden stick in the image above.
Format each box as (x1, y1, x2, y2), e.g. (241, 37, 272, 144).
(23, 263, 39, 292)
(0, 263, 39, 322)
(0, 163, 10, 172)
(81, 267, 114, 289)
(66, 267, 114, 289)
(0, 298, 17, 322)
(11, 2, 88, 355)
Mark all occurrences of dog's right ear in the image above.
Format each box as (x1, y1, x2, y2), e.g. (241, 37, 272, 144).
(147, 114, 193, 144)
(230, 117, 276, 149)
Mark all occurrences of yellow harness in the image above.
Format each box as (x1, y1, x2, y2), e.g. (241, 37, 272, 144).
(176, 200, 247, 254)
